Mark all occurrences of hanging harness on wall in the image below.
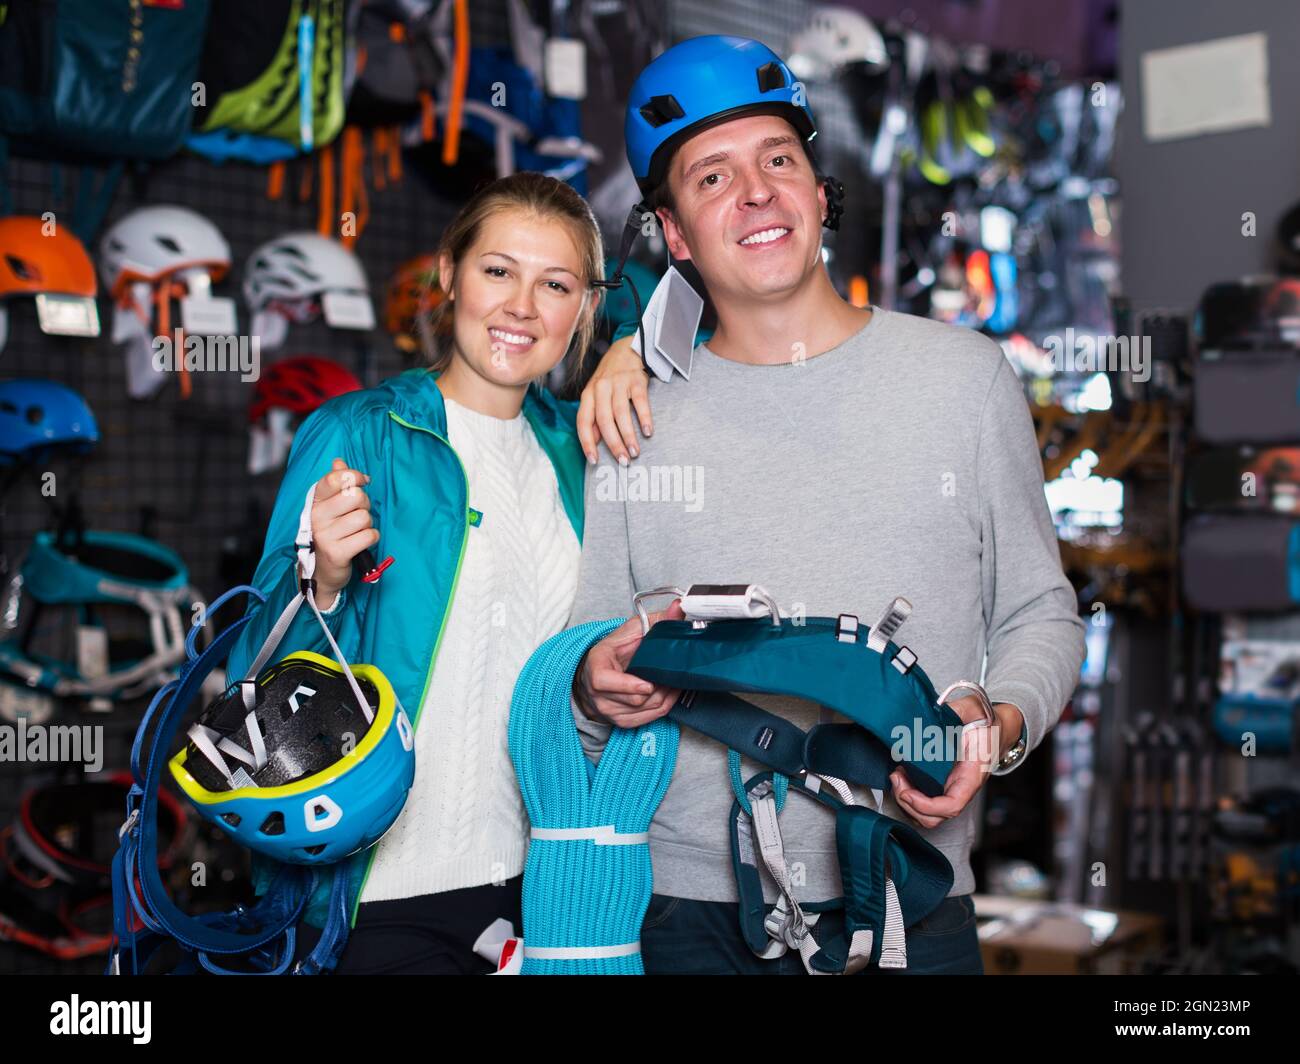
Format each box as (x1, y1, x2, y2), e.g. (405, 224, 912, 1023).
(0, 774, 185, 960)
(510, 585, 988, 975)
(110, 482, 414, 975)
(0, 529, 202, 711)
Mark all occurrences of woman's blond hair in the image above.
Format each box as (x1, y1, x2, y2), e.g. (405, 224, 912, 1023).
(419, 171, 604, 380)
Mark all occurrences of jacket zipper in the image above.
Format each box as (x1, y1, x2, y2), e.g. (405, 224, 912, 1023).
(349, 412, 471, 927)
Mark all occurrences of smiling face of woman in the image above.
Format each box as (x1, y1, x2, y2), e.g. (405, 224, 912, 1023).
(439, 207, 593, 407)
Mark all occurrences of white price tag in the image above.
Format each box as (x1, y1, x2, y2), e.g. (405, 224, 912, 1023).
(35, 293, 101, 337)
(180, 295, 238, 335)
(76, 625, 109, 681)
(322, 290, 376, 331)
(544, 38, 587, 100)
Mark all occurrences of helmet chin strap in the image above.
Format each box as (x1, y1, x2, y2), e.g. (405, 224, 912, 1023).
(592, 203, 655, 376)
(822, 176, 845, 231)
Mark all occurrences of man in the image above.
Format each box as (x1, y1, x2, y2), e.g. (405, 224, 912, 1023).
(568, 35, 1085, 975)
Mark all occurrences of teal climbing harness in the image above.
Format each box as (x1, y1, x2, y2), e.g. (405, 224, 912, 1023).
(510, 584, 985, 974)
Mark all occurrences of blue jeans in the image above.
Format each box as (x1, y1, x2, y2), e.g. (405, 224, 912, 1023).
(641, 893, 983, 975)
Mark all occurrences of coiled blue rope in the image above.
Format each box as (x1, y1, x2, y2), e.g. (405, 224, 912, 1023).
(508, 620, 679, 975)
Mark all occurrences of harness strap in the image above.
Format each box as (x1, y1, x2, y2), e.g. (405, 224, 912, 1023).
(671, 690, 898, 794)
(729, 772, 954, 974)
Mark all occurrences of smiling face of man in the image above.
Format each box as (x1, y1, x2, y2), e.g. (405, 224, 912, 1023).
(656, 113, 829, 308)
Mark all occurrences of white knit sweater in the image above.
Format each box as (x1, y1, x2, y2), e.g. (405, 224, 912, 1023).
(359, 395, 581, 902)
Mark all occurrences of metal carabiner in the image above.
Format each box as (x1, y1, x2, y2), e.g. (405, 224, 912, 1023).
(631, 586, 687, 635)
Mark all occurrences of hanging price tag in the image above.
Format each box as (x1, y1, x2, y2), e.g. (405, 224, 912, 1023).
(35, 294, 101, 337)
(180, 296, 238, 335)
(322, 291, 376, 330)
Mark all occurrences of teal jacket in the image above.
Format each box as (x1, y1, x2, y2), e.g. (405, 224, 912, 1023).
(224, 367, 587, 929)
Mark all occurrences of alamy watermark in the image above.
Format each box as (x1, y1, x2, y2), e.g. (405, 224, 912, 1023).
(594, 460, 705, 513)
(1042, 329, 1150, 383)
(0, 719, 103, 772)
(151, 329, 261, 383)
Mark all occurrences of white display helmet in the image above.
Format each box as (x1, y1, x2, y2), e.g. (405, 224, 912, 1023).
(789, 6, 890, 80)
(98, 206, 233, 398)
(243, 232, 372, 350)
(98, 205, 231, 297)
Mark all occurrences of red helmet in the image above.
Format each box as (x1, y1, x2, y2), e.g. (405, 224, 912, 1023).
(249, 356, 363, 424)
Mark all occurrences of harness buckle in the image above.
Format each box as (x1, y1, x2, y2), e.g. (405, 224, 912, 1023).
(835, 614, 859, 643)
(117, 808, 139, 840)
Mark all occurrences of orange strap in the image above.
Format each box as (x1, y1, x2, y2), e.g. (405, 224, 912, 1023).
(155, 282, 191, 400)
(371, 128, 387, 190)
(267, 161, 286, 201)
(339, 126, 369, 248)
(388, 124, 403, 181)
(298, 156, 314, 201)
(420, 89, 436, 142)
(442, 0, 470, 165)
(317, 143, 336, 238)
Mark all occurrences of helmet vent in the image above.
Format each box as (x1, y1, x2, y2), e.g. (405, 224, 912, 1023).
(302, 844, 326, 856)
(25, 405, 43, 425)
(5, 254, 34, 281)
(756, 62, 786, 93)
(258, 812, 285, 836)
(639, 94, 684, 129)
(220, 812, 241, 827)
(155, 236, 182, 254)
(289, 264, 320, 283)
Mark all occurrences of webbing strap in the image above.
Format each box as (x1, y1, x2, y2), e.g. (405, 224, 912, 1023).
(187, 483, 371, 786)
(670, 690, 897, 794)
(729, 772, 954, 974)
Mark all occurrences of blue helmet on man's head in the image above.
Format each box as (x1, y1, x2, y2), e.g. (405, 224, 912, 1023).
(625, 35, 819, 198)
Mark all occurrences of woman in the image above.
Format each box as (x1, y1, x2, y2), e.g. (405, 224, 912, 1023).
(226, 171, 608, 973)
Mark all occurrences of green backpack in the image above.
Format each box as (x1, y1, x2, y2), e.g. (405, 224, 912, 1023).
(194, 0, 349, 152)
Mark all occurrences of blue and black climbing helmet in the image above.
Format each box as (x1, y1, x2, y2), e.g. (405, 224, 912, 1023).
(624, 35, 842, 228)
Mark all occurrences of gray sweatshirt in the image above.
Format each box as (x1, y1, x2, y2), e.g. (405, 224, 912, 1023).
(567, 307, 1086, 901)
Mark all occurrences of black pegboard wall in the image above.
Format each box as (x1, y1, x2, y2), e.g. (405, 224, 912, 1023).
(0, 0, 530, 975)
(2, 152, 454, 629)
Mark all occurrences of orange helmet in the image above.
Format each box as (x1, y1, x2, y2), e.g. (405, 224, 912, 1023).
(0, 216, 98, 353)
(0, 216, 97, 299)
(384, 254, 444, 354)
